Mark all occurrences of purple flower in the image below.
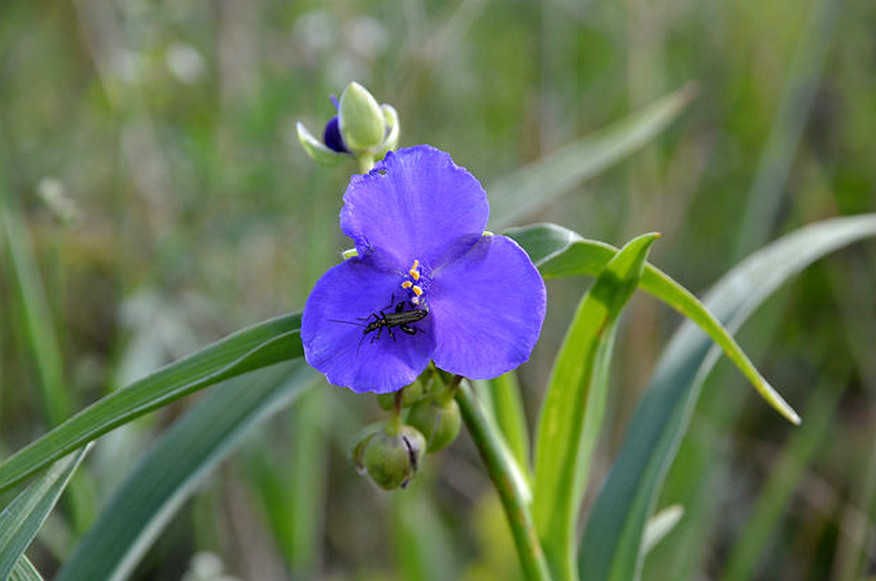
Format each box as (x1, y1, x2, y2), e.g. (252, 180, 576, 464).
(301, 145, 546, 394)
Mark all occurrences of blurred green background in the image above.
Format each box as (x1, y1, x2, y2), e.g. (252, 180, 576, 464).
(1, 0, 874, 579)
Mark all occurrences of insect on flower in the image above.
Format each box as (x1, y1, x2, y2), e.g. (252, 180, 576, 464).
(328, 296, 429, 353)
(301, 145, 546, 394)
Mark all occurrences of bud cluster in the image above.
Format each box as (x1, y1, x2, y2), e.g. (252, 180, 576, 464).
(352, 368, 461, 490)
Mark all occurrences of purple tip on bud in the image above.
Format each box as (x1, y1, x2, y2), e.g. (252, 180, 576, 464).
(323, 116, 349, 153)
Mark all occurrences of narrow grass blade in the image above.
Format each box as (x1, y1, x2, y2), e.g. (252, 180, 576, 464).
(55, 363, 315, 581)
(721, 382, 843, 581)
(287, 389, 330, 577)
(0, 446, 89, 580)
(533, 233, 658, 581)
(577, 214, 876, 581)
(0, 312, 302, 494)
(488, 83, 697, 230)
(733, 0, 839, 259)
(9, 556, 45, 581)
(0, 176, 71, 427)
(510, 222, 799, 424)
(240, 387, 330, 578)
(487, 372, 531, 474)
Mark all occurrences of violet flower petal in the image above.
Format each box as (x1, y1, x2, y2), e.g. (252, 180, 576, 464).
(323, 116, 349, 153)
(429, 235, 546, 379)
(340, 145, 488, 270)
(301, 257, 436, 393)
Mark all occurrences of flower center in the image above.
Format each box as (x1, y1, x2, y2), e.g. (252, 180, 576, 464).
(400, 259, 425, 305)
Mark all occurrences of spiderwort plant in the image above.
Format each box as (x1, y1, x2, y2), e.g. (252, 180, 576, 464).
(0, 76, 845, 581)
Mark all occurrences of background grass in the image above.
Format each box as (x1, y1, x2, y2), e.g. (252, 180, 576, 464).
(0, 0, 874, 579)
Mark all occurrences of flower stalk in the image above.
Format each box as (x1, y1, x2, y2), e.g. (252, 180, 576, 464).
(455, 378, 552, 581)
(384, 388, 405, 435)
(357, 153, 376, 174)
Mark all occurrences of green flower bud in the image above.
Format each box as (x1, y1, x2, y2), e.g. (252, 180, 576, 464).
(339, 82, 386, 152)
(406, 399, 461, 453)
(362, 425, 426, 490)
(297, 84, 400, 169)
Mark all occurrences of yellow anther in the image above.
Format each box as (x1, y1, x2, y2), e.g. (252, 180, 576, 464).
(412, 285, 423, 297)
(401, 280, 413, 289)
(409, 269, 421, 280)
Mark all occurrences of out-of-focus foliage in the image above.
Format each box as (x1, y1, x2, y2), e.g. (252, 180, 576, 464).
(0, 0, 873, 579)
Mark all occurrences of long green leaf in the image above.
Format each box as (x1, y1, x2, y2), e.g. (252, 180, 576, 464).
(0, 446, 89, 580)
(577, 214, 876, 581)
(508, 223, 800, 425)
(0, 312, 302, 494)
(9, 556, 45, 581)
(488, 83, 697, 230)
(55, 363, 315, 581)
(533, 233, 658, 581)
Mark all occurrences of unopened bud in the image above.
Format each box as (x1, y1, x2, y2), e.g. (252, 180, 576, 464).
(338, 82, 385, 152)
(406, 399, 461, 453)
(362, 425, 426, 490)
(297, 83, 400, 167)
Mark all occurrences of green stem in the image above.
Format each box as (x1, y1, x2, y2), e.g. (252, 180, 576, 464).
(357, 154, 376, 173)
(455, 378, 552, 581)
(385, 388, 405, 435)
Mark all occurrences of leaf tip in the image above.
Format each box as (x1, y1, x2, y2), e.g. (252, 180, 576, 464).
(769, 385, 802, 426)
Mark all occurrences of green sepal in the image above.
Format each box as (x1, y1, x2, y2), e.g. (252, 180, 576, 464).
(296, 121, 347, 166)
(375, 104, 400, 159)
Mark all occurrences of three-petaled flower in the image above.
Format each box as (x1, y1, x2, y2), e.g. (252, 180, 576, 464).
(301, 145, 546, 394)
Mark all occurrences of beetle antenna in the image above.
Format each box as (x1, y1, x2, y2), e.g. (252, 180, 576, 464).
(327, 318, 366, 328)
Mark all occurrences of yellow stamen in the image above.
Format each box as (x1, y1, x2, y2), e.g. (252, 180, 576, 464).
(401, 280, 413, 289)
(412, 285, 423, 297)
(410, 269, 420, 280)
